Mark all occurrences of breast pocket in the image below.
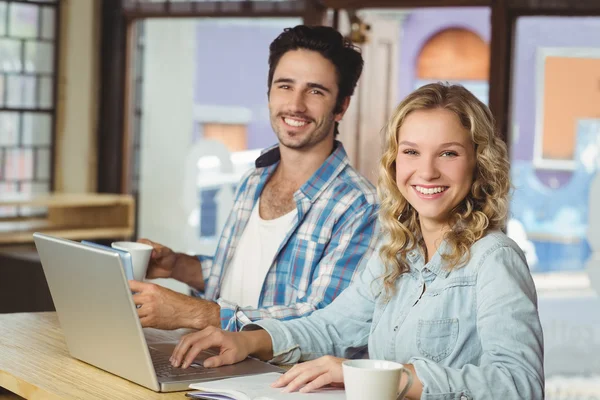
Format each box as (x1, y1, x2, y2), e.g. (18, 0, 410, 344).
(288, 238, 326, 298)
(417, 318, 459, 362)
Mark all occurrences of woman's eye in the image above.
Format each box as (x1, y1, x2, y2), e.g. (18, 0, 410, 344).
(403, 149, 418, 155)
(441, 151, 458, 157)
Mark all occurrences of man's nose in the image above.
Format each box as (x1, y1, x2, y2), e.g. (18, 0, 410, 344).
(287, 91, 307, 113)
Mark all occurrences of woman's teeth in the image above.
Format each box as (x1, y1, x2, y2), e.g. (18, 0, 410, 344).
(415, 186, 446, 195)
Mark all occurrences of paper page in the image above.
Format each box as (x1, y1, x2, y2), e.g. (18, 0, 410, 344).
(189, 372, 346, 400)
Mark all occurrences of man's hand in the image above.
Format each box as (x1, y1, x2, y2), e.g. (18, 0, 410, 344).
(271, 356, 346, 393)
(137, 238, 205, 291)
(137, 239, 179, 279)
(170, 327, 272, 369)
(129, 281, 220, 330)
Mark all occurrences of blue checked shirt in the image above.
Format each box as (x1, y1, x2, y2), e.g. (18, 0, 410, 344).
(195, 141, 380, 332)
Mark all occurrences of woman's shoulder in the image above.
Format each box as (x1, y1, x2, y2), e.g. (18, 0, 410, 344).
(467, 230, 529, 272)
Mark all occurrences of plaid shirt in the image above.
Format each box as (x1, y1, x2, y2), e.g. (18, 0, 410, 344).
(196, 141, 380, 331)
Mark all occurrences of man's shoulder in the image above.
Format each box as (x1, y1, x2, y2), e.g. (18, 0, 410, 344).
(329, 164, 378, 206)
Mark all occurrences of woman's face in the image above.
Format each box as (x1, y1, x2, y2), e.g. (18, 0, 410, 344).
(395, 108, 476, 230)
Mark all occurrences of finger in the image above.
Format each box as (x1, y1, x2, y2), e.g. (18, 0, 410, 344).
(299, 374, 333, 393)
(131, 292, 145, 305)
(139, 315, 152, 328)
(202, 349, 240, 368)
(153, 245, 172, 259)
(137, 238, 154, 246)
(128, 280, 148, 292)
(272, 364, 312, 388)
(171, 329, 216, 367)
(282, 369, 326, 393)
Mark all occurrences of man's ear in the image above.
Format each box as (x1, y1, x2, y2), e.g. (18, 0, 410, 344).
(334, 97, 351, 122)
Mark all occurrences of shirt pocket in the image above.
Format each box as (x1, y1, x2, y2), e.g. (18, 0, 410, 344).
(416, 318, 459, 362)
(287, 238, 326, 297)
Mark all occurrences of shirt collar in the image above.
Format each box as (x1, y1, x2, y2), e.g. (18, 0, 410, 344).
(406, 239, 451, 279)
(254, 140, 350, 202)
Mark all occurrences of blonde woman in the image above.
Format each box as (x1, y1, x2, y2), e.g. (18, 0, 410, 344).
(169, 83, 544, 399)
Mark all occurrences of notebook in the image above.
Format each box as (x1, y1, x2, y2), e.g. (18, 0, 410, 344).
(187, 372, 346, 400)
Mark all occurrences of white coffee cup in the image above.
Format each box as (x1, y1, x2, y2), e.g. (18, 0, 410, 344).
(111, 241, 152, 281)
(342, 359, 413, 400)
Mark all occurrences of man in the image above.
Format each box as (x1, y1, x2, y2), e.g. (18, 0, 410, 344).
(129, 25, 379, 332)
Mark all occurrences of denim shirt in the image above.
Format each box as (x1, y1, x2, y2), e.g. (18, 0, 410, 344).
(250, 231, 545, 399)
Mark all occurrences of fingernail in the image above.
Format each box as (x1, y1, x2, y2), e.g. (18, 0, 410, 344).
(182, 362, 189, 369)
(172, 359, 179, 367)
(203, 360, 213, 368)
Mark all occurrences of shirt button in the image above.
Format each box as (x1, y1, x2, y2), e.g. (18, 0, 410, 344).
(460, 395, 468, 400)
(393, 326, 399, 332)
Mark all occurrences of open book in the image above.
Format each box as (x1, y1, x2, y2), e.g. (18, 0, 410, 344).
(187, 372, 346, 400)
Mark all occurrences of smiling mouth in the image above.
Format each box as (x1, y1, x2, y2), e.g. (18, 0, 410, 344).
(282, 116, 311, 128)
(413, 185, 448, 195)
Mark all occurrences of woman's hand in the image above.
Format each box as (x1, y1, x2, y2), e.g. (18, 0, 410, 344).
(271, 356, 346, 393)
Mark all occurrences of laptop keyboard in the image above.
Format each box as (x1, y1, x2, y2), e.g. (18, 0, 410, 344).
(149, 347, 216, 378)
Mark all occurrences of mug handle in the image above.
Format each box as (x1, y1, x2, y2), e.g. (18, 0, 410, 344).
(396, 367, 414, 400)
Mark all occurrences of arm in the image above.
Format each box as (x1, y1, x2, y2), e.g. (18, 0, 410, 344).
(219, 204, 380, 332)
(408, 246, 545, 400)
(246, 248, 385, 364)
(170, 250, 384, 368)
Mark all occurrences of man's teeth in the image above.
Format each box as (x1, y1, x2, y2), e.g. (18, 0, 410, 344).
(415, 186, 446, 195)
(284, 118, 308, 127)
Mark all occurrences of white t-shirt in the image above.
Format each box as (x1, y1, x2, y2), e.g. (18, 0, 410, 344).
(219, 199, 297, 308)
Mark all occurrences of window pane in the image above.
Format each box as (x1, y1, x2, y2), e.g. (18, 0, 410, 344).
(35, 148, 51, 180)
(0, 2, 6, 36)
(0, 183, 18, 218)
(4, 148, 33, 180)
(22, 113, 51, 146)
(6, 74, 36, 108)
(0, 111, 20, 146)
(40, 6, 55, 40)
(39, 76, 53, 108)
(0, 38, 22, 73)
(25, 41, 54, 73)
(9, 3, 38, 38)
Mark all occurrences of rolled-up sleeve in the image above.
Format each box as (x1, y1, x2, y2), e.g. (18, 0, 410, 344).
(409, 246, 544, 399)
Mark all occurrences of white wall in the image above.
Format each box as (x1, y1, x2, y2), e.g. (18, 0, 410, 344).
(138, 20, 196, 293)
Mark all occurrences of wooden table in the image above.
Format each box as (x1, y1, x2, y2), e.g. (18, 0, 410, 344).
(0, 312, 190, 399)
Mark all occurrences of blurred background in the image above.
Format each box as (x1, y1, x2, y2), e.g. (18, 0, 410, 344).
(1, 0, 599, 398)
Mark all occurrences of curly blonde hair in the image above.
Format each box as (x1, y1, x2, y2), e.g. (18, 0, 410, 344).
(377, 83, 510, 295)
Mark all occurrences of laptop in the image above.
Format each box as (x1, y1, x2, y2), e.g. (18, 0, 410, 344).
(33, 232, 284, 392)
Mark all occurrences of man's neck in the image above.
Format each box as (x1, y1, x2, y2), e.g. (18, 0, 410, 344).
(276, 137, 335, 185)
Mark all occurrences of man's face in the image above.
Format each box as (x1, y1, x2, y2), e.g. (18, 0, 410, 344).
(268, 49, 345, 151)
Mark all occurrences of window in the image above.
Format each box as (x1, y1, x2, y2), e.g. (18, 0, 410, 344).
(508, 16, 600, 278)
(0, 0, 58, 217)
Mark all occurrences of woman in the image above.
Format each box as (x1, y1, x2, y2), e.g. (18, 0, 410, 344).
(169, 83, 544, 399)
